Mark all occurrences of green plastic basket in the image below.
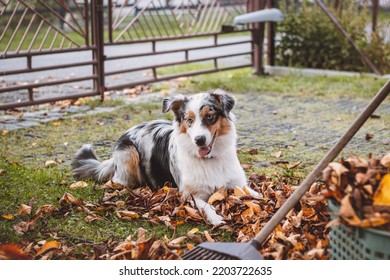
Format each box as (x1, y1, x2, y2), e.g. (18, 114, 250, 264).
(328, 200, 390, 260)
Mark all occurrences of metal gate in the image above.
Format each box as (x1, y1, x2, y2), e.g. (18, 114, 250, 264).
(0, 0, 266, 110)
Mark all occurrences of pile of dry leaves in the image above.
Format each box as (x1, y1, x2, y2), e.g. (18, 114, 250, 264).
(1, 173, 330, 260)
(320, 153, 390, 230)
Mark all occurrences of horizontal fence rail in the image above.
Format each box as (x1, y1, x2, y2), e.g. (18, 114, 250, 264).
(0, 0, 263, 110)
(102, 0, 254, 92)
(103, 31, 253, 90)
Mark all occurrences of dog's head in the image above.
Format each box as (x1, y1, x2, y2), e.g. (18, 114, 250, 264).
(163, 89, 236, 158)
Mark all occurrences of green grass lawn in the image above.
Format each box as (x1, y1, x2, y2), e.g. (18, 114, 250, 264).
(156, 66, 386, 99)
(0, 69, 388, 257)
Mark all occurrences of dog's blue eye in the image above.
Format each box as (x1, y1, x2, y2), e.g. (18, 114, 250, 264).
(187, 118, 193, 125)
(207, 114, 215, 121)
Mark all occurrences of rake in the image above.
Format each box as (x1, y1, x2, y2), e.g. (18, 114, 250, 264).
(182, 79, 390, 260)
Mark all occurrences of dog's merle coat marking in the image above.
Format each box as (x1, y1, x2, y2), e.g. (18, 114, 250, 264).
(72, 90, 258, 225)
(149, 126, 176, 188)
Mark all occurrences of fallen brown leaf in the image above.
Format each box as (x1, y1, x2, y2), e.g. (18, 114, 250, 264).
(244, 201, 261, 214)
(380, 154, 390, 168)
(208, 190, 226, 204)
(116, 210, 140, 220)
(328, 162, 349, 177)
(69, 181, 88, 190)
(322, 153, 390, 230)
(13, 221, 31, 235)
(18, 204, 32, 215)
(1, 130, 9, 136)
(44, 160, 57, 168)
(271, 151, 282, 158)
(204, 231, 215, 242)
(184, 206, 203, 220)
(241, 163, 252, 170)
(7, 169, 335, 260)
(288, 161, 301, 169)
(59, 193, 81, 205)
(365, 133, 374, 140)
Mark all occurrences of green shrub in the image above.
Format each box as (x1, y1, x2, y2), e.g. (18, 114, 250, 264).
(359, 32, 390, 73)
(275, 2, 390, 73)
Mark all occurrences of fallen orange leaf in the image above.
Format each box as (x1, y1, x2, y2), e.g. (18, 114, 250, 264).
(233, 186, 247, 198)
(241, 207, 254, 223)
(373, 174, 390, 206)
(244, 201, 261, 213)
(1, 130, 9, 136)
(1, 214, 14, 220)
(36, 240, 61, 256)
(0, 244, 30, 260)
(208, 191, 225, 204)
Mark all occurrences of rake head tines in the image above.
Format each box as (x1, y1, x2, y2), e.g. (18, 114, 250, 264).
(181, 241, 263, 260)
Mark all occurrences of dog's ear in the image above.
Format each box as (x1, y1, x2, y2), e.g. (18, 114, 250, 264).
(162, 94, 188, 121)
(162, 94, 186, 113)
(210, 89, 235, 115)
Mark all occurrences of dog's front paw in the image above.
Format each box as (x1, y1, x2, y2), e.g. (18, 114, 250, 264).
(192, 196, 226, 226)
(207, 212, 226, 226)
(244, 186, 261, 198)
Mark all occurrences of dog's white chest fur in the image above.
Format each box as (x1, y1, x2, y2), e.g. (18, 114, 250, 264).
(174, 131, 247, 201)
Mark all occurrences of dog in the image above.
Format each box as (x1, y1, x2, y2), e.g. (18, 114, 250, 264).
(71, 89, 258, 225)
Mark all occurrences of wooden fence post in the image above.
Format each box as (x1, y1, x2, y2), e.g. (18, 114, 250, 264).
(91, 0, 106, 100)
(266, 0, 276, 66)
(372, 0, 378, 33)
(250, 0, 266, 75)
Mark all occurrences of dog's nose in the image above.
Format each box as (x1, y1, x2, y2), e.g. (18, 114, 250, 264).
(195, 135, 206, 146)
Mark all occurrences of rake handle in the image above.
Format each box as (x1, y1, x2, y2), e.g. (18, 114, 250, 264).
(252, 78, 390, 247)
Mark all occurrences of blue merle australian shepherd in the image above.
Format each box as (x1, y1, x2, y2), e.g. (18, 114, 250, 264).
(72, 89, 258, 225)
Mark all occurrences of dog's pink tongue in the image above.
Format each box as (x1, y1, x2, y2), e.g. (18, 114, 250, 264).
(198, 147, 211, 158)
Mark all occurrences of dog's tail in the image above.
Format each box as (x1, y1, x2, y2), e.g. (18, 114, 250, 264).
(71, 144, 115, 182)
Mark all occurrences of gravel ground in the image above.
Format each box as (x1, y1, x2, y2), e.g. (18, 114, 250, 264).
(233, 90, 389, 172)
